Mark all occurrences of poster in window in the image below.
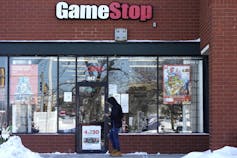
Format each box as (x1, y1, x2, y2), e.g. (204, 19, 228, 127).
(10, 65, 38, 104)
(0, 68, 5, 88)
(163, 65, 191, 105)
(64, 92, 72, 102)
(82, 125, 101, 150)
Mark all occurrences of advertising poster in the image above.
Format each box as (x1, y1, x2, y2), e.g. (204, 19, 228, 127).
(0, 67, 5, 88)
(10, 65, 38, 104)
(163, 65, 191, 105)
(82, 125, 101, 150)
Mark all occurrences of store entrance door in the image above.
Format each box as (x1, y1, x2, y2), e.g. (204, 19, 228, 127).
(76, 82, 109, 153)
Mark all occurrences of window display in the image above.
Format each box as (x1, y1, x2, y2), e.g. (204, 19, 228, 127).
(6, 56, 204, 134)
(77, 57, 107, 82)
(0, 57, 8, 130)
(159, 57, 203, 133)
(58, 57, 76, 133)
(10, 57, 58, 133)
(108, 57, 158, 133)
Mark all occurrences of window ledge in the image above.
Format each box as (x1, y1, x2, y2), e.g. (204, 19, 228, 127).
(119, 133, 209, 136)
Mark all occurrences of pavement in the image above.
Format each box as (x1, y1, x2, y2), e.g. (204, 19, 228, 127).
(40, 153, 185, 158)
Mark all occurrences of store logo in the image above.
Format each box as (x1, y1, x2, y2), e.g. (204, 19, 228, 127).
(56, 2, 153, 21)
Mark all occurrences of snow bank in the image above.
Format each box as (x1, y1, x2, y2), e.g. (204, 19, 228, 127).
(0, 136, 42, 158)
(126, 152, 148, 155)
(182, 146, 237, 158)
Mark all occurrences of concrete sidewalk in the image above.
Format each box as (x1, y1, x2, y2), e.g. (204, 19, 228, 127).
(40, 153, 185, 158)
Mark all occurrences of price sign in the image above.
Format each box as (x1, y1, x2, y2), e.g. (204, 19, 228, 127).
(82, 125, 101, 150)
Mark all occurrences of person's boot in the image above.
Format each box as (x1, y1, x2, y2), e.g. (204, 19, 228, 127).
(111, 150, 122, 157)
(109, 149, 117, 155)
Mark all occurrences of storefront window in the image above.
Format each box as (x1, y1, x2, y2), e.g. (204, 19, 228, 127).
(0, 57, 8, 129)
(159, 57, 203, 133)
(108, 57, 158, 133)
(58, 57, 76, 133)
(77, 57, 107, 82)
(6, 55, 204, 134)
(10, 57, 58, 133)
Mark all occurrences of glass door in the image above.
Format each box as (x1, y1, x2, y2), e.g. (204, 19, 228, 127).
(76, 82, 108, 153)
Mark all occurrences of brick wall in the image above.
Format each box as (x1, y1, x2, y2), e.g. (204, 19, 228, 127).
(3, 0, 213, 154)
(119, 134, 209, 154)
(200, 0, 211, 48)
(209, 0, 237, 150)
(0, 0, 199, 40)
(18, 134, 209, 154)
(19, 134, 75, 153)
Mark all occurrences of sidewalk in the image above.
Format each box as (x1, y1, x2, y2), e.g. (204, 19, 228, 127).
(40, 153, 185, 158)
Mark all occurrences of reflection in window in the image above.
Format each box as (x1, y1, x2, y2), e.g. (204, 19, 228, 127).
(77, 57, 107, 82)
(159, 57, 203, 133)
(0, 57, 8, 129)
(58, 57, 76, 133)
(108, 57, 158, 133)
(10, 57, 58, 133)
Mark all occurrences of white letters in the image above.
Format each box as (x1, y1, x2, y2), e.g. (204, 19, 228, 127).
(68, 5, 79, 19)
(55, 2, 153, 21)
(80, 5, 97, 19)
(56, 2, 68, 19)
(98, 5, 110, 19)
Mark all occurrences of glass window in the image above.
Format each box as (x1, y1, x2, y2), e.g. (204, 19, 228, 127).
(10, 57, 58, 133)
(0, 57, 8, 129)
(6, 55, 205, 135)
(58, 57, 76, 133)
(108, 57, 158, 133)
(77, 57, 107, 82)
(159, 57, 203, 133)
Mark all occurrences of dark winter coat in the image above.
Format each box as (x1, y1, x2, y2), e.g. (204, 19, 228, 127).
(107, 97, 123, 128)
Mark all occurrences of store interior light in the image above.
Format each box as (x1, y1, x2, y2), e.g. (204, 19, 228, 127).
(59, 58, 76, 62)
(13, 57, 46, 60)
(72, 74, 86, 77)
(129, 65, 157, 68)
(60, 64, 76, 67)
(128, 59, 157, 62)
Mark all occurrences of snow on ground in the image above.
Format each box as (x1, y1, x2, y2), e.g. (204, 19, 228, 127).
(1, 136, 237, 158)
(182, 146, 237, 158)
(126, 152, 148, 155)
(0, 136, 42, 158)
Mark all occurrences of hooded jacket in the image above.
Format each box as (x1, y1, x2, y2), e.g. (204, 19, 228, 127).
(107, 97, 123, 128)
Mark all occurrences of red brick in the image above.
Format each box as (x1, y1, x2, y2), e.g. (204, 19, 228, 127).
(0, 0, 199, 40)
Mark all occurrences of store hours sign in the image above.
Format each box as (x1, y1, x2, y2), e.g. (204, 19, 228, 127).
(82, 126, 101, 150)
(56, 2, 153, 21)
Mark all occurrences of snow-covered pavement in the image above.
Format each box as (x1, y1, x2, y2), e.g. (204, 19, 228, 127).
(40, 153, 183, 158)
(1, 136, 237, 158)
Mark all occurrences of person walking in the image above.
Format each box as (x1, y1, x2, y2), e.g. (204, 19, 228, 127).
(107, 97, 123, 157)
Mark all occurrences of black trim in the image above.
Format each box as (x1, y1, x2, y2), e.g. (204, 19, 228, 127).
(56, 56, 59, 132)
(203, 56, 209, 133)
(0, 42, 200, 56)
(76, 82, 108, 153)
(7, 57, 10, 126)
(157, 57, 159, 133)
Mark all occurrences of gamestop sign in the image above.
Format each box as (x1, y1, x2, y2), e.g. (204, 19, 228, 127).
(56, 2, 153, 21)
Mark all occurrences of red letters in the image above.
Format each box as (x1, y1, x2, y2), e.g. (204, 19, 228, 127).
(109, 2, 121, 19)
(140, 5, 153, 21)
(109, 2, 152, 21)
(129, 5, 140, 20)
(56, 1, 153, 21)
(121, 3, 129, 19)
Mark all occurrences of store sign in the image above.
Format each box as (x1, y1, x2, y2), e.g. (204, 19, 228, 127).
(82, 125, 101, 150)
(56, 2, 153, 21)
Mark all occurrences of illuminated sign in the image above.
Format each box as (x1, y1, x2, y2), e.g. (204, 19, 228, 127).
(56, 2, 153, 21)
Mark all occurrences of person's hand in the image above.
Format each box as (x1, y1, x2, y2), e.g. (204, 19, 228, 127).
(104, 113, 110, 117)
